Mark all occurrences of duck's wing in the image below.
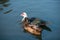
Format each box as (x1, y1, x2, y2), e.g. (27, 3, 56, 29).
(38, 20, 52, 32)
(28, 18, 52, 32)
(40, 25, 52, 32)
(28, 17, 36, 22)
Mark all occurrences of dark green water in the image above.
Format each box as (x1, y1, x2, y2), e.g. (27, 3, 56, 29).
(0, 0, 60, 40)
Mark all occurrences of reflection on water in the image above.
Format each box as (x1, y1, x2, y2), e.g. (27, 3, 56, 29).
(4, 9, 13, 14)
(0, 0, 9, 4)
(35, 35, 42, 40)
(3, 3, 11, 7)
(0, 0, 12, 13)
(0, 8, 3, 11)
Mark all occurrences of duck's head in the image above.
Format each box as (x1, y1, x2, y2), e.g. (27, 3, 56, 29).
(20, 12, 28, 18)
(20, 12, 28, 21)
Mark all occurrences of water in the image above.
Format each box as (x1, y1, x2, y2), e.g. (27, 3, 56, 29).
(0, 0, 60, 40)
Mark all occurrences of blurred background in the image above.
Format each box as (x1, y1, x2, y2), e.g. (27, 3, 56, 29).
(0, 0, 60, 40)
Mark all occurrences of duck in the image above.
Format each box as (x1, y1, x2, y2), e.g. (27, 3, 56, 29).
(20, 12, 51, 36)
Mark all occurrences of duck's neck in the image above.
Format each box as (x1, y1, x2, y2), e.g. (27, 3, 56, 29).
(22, 16, 28, 22)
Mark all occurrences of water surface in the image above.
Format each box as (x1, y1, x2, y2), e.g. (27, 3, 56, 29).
(0, 0, 60, 40)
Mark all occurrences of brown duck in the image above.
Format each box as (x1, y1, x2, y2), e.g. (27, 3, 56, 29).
(20, 12, 51, 36)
